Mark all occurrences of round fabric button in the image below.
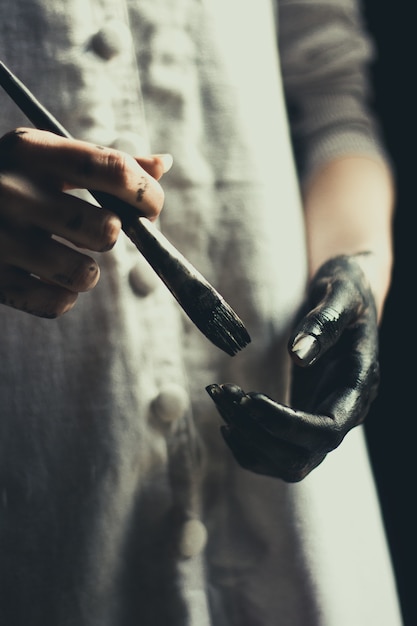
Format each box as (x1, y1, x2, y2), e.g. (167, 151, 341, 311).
(152, 383, 190, 425)
(128, 259, 158, 297)
(179, 519, 208, 559)
(91, 20, 132, 60)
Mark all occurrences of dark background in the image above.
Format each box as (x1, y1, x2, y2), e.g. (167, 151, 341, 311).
(362, 2, 415, 625)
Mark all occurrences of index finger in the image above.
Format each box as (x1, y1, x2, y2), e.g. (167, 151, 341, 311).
(0, 128, 165, 220)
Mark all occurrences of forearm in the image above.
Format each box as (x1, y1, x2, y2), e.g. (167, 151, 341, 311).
(303, 155, 395, 322)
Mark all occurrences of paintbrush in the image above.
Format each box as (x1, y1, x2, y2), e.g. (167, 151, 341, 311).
(0, 60, 251, 356)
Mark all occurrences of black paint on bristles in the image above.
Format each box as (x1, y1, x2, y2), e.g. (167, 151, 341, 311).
(124, 217, 252, 356)
(182, 288, 251, 356)
(209, 304, 251, 356)
(0, 60, 252, 356)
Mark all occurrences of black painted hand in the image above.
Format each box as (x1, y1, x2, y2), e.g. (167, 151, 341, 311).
(206, 254, 380, 482)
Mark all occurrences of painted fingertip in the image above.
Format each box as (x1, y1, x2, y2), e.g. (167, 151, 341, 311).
(206, 384, 221, 398)
(290, 332, 319, 365)
(220, 383, 246, 400)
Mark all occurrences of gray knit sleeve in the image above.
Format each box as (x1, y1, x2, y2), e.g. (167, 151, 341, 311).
(277, 0, 390, 183)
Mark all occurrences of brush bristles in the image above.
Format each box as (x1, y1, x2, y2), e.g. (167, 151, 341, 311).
(124, 218, 252, 356)
(184, 291, 251, 356)
(207, 305, 251, 356)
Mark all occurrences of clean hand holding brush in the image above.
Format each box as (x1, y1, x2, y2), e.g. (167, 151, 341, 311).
(0, 60, 251, 356)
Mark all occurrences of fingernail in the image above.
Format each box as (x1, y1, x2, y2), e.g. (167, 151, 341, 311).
(153, 153, 173, 173)
(291, 333, 319, 364)
(206, 384, 221, 398)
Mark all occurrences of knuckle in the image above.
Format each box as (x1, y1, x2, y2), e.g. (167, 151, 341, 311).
(76, 148, 129, 185)
(323, 422, 344, 451)
(0, 127, 30, 150)
(284, 452, 328, 483)
(69, 211, 121, 253)
(102, 149, 131, 187)
(77, 151, 100, 178)
(0, 128, 31, 170)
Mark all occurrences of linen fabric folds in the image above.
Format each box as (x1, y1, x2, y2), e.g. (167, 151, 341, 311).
(0, 1, 402, 625)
